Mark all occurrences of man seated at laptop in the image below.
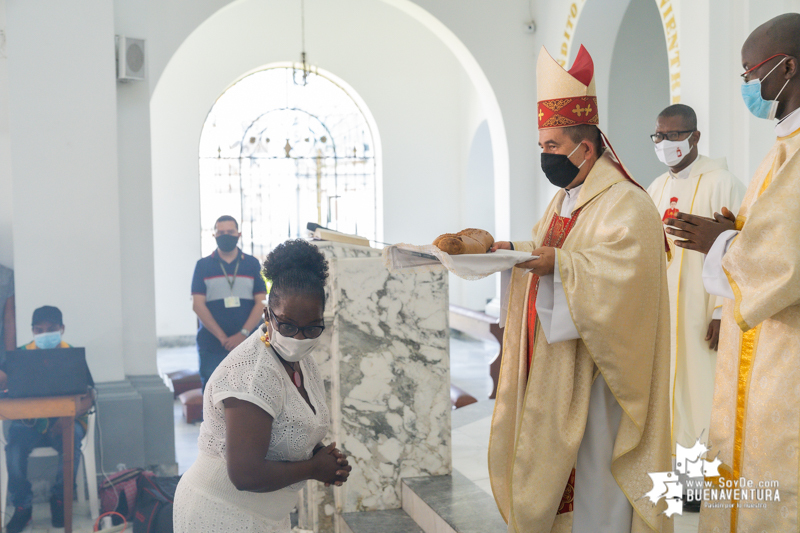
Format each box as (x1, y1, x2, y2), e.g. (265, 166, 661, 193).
(0, 306, 93, 533)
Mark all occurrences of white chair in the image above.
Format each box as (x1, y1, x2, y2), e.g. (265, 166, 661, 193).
(1, 411, 99, 521)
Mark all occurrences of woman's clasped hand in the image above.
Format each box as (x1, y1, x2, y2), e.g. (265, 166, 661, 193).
(313, 442, 352, 487)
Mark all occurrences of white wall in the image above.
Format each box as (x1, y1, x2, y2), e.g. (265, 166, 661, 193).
(6, 0, 126, 382)
(569, 0, 630, 137)
(114, 0, 159, 375)
(683, 0, 800, 186)
(450, 119, 496, 311)
(145, 0, 546, 243)
(449, 70, 495, 311)
(608, 0, 670, 189)
(413, 0, 543, 234)
(2, 0, 798, 344)
(0, 0, 13, 270)
(151, 0, 482, 336)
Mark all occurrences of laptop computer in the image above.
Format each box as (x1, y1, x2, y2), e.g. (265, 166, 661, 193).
(4, 347, 94, 399)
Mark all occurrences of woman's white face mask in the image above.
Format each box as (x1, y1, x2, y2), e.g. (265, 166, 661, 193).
(268, 324, 322, 362)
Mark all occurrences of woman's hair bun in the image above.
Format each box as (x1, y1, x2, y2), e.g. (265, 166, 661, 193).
(263, 239, 329, 284)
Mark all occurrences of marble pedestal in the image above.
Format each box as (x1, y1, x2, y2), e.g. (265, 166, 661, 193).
(298, 242, 451, 532)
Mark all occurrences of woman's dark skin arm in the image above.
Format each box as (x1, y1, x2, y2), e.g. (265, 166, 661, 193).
(224, 397, 351, 492)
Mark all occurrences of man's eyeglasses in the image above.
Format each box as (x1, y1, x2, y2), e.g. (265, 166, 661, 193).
(650, 130, 695, 143)
(740, 53, 789, 81)
(268, 307, 325, 339)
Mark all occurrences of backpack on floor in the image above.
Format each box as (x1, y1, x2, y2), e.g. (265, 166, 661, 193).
(133, 474, 181, 533)
(99, 468, 153, 523)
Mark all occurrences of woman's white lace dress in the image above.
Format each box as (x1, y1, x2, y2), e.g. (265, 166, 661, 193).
(173, 332, 330, 532)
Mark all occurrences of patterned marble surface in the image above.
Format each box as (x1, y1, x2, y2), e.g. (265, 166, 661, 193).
(298, 243, 451, 532)
(402, 471, 506, 533)
(340, 509, 424, 533)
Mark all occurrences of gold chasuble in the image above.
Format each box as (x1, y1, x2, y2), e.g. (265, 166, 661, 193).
(488, 46, 672, 533)
(699, 127, 800, 532)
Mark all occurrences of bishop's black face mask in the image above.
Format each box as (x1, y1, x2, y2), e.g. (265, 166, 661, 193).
(540, 142, 585, 188)
(215, 233, 239, 252)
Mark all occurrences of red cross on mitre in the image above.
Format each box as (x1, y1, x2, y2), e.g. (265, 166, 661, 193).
(537, 96, 599, 129)
(536, 45, 599, 130)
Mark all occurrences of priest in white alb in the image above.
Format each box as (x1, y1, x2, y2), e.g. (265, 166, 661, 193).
(488, 45, 673, 533)
(646, 104, 745, 458)
(667, 13, 800, 532)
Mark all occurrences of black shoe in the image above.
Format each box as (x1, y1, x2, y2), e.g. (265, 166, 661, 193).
(682, 494, 702, 513)
(50, 495, 64, 528)
(6, 506, 32, 533)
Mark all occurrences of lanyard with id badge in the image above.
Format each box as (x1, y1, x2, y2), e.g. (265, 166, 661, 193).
(220, 256, 241, 308)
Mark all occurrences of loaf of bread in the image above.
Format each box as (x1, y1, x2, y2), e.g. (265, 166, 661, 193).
(432, 233, 458, 248)
(432, 228, 494, 255)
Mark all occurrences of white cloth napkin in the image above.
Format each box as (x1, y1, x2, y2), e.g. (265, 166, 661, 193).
(383, 243, 536, 281)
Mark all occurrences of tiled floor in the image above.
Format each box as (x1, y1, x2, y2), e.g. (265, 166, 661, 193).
(157, 344, 202, 474)
(11, 500, 97, 533)
(448, 333, 499, 401)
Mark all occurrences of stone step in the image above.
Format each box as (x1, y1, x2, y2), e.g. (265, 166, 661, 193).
(339, 508, 424, 533)
(401, 471, 506, 533)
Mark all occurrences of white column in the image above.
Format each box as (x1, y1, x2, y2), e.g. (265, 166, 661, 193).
(114, 0, 159, 376)
(679, 0, 712, 155)
(6, 0, 125, 383)
(681, 0, 800, 186)
(115, 0, 175, 470)
(0, 1, 13, 268)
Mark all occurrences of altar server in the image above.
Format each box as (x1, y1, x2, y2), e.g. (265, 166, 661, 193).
(489, 45, 672, 532)
(647, 104, 744, 457)
(666, 13, 800, 531)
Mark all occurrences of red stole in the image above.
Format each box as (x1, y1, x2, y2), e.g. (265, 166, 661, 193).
(524, 205, 582, 516)
(526, 207, 582, 368)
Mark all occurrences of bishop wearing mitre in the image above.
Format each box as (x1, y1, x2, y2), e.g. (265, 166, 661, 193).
(488, 45, 673, 533)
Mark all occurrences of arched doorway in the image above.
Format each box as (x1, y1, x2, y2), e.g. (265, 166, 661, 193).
(198, 65, 380, 259)
(150, 0, 505, 339)
(569, 0, 671, 187)
(607, 0, 670, 188)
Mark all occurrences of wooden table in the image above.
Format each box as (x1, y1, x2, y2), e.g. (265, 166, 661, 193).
(0, 395, 81, 533)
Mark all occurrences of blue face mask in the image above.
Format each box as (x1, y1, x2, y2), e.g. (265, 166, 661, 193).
(34, 331, 62, 349)
(741, 56, 790, 120)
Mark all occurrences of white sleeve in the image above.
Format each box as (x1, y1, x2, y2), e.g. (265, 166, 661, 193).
(702, 229, 739, 300)
(712, 307, 723, 320)
(536, 252, 580, 344)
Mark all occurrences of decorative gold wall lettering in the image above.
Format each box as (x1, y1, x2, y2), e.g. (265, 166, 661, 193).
(557, 0, 587, 68)
(657, 0, 681, 103)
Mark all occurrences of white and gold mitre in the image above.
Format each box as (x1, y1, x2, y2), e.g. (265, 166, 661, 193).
(537, 45, 599, 129)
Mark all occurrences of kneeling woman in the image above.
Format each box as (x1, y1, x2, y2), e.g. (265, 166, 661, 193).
(174, 240, 351, 532)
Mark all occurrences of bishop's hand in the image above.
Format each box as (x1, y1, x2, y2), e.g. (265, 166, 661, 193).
(664, 207, 736, 255)
(516, 247, 555, 276)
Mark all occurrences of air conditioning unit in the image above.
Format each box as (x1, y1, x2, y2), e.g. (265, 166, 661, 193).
(116, 35, 146, 82)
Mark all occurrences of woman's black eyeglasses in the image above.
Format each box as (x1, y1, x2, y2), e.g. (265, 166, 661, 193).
(268, 307, 325, 339)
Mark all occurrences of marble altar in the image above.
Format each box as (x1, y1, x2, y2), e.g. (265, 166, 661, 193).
(297, 241, 452, 532)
